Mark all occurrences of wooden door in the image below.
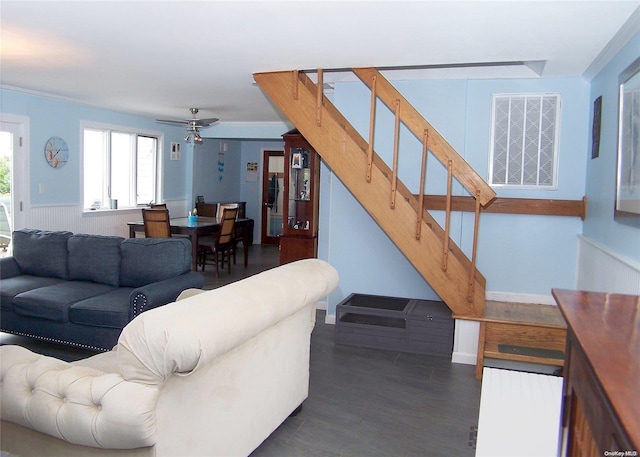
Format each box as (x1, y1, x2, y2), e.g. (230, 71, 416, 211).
(261, 150, 284, 245)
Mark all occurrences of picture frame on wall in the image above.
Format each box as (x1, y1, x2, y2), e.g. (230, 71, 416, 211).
(291, 151, 302, 169)
(615, 57, 640, 227)
(591, 96, 602, 159)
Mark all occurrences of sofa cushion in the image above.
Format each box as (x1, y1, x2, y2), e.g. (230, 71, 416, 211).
(68, 234, 124, 287)
(120, 238, 191, 288)
(0, 275, 66, 311)
(12, 229, 72, 279)
(12, 281, 115, 322)
(70, 288, 134, 329)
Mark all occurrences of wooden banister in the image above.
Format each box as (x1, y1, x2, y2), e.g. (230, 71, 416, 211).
(416, 195, 587, 219)
(353, 67, 496, 207)
(253, 68, 489, 318)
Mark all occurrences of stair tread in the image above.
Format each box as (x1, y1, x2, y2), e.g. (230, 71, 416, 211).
(483, 301, 566, 327)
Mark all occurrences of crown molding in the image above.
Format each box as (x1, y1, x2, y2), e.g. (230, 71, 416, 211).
(583, 6, 640, 81)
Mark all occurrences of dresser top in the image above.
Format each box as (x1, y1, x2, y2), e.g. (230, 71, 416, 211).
(552, 288, 640, 451)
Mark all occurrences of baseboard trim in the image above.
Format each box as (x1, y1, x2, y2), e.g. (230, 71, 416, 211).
(452, 352, 477, 365)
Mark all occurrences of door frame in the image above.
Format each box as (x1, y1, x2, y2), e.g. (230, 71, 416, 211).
(0, 113, 30, 231)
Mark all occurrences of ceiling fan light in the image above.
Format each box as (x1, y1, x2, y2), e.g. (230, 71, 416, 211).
(194, 133, 203, 143)
(184, 133, 191, 142)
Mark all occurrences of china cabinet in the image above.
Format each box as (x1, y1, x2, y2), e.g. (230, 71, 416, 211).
(280, 129, 320, 264)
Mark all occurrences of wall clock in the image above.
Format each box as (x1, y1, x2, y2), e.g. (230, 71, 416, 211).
(44, 136, 69, 168)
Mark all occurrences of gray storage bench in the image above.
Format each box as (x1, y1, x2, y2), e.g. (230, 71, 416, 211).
(335, 293, 454, 358)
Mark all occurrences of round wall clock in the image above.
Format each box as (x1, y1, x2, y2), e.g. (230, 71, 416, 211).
(44, 136, 69, 168)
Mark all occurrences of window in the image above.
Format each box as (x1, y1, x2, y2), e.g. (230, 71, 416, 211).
(489, 94, 560, 189)
(83, 125, 160, 210)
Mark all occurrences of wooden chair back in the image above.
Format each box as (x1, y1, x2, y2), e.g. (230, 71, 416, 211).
(217, 203, 239, 221)
(142, 208, 172, 238)
(217, 207, 238, 245)
(195, 202, 218, 217)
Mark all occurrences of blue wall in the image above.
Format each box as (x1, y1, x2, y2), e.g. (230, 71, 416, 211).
(584, 31, 640, 264)
(192, 139, 242, 208)
(0, 89, 189, 206)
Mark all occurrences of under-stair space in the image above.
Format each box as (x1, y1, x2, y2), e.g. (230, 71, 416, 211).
(254, 68, 495, 319)
(254, 68, 584, 376)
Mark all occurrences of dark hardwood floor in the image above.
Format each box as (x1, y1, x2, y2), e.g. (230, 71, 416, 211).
(251, 309, 481, 457)
(1, 243, 482, 456)
(200, 244, 280, 289)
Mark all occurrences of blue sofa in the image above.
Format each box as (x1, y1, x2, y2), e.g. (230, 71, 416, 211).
(0, 229, 204, 351)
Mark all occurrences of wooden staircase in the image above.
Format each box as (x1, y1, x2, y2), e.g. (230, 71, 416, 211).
(254, 68, 496, 319)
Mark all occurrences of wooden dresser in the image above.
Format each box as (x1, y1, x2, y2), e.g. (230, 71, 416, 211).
(552, 289, 639, 456)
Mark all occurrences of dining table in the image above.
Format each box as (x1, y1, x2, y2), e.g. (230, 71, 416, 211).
(127, 216, 252, 271)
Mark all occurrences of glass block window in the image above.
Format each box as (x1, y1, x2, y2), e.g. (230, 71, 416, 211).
(489, 94, 560, 189)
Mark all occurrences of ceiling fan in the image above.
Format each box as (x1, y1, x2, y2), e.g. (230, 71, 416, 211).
(156, 108, 219, 143)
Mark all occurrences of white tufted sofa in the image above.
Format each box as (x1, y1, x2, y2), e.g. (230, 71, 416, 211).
(0, 259, 339, 457)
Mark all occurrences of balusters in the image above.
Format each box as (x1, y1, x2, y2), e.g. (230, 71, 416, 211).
(417, 129, 428, 239)
(292, 70, 299, 100)
(316, 68, 323, 126)
(443, 160, 453, 271)
(391, 99, 400, 209)
(367, 74, 377, 183)
(468, 190, 481, 301)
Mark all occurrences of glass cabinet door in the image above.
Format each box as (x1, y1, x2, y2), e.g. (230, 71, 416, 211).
(287, 147, 313, 232)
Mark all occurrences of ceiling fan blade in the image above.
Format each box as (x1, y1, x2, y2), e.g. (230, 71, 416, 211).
(156, 119, 189, 126)
(156, 108, 219, 128)
(194, 118, 219, 126)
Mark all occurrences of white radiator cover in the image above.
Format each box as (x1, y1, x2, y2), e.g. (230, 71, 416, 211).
(475, 367, 563, 457)
(22, 200, 190, 238)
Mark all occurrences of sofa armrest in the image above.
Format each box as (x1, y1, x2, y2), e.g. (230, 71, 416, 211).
(129, 271, 205, 319)
(0, 257, 21, 279)
(0, 345, 158, 449)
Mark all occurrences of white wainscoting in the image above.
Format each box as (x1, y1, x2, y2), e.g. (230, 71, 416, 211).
(453, 236, 640, 366)
(576, 235, 640, 295)
(24, 200, 189, 238)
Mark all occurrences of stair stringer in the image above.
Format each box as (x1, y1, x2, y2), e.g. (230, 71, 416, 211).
(254, 70, 485, 318)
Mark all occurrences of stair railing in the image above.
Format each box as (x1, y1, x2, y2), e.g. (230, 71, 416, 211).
(304, 67, 495, 301)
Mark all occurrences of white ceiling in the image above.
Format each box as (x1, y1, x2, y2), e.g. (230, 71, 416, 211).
(1, 1, 639, 125)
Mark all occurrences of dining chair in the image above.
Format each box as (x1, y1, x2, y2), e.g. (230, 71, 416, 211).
(215, 203, 243, 263)
(195, 202, 218, 217)
(142, 208, 172, 238)
(197, 207, 238, 277)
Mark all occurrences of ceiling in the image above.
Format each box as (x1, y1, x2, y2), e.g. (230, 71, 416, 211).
(2, 1, 639, 125)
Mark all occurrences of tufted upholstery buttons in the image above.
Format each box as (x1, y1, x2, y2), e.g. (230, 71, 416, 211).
(1, 345, 158, 449)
